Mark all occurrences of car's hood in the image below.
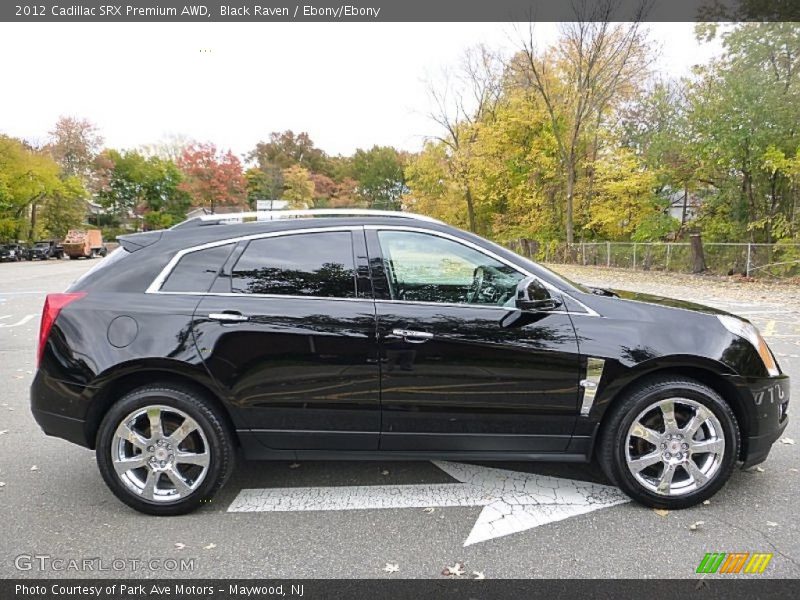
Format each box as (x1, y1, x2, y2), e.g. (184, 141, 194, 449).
(605, 289, 733, 316)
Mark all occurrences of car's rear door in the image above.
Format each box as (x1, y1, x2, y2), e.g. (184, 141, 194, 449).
(191, 226, 381, 450)
(366, 226, 582, 453)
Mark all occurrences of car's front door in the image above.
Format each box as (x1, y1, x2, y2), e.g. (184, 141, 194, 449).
(192, 227, 380, 450)
(367, 227, 582, 453)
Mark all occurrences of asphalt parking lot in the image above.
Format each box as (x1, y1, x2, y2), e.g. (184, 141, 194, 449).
(0, 258, 798, 579)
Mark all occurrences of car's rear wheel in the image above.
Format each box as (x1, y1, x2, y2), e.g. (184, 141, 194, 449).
(599, 376, 740, 509)
(96, 384, 235, 515)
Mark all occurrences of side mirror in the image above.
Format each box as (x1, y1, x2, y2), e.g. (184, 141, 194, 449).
(515, 277, 562, 312)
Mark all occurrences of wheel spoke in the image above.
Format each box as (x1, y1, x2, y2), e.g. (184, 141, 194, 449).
(628, 451, 662, 473)
(175, 451, 209, 467)
(169, 417, 199, 445)
(684, 460, 709, 487)
(141, 470, 157, 500)
(691, 438, 724, 455)
(112, 454, 148, 475)
(166, 467, 193, 496)
(682, 405, 712, 439)
(656, 463, 677, 494)
(115, 423, 149, 450)
(660, 400, 678, 432)
(147, 407, 164, 439)
(630, 422, 661, 446)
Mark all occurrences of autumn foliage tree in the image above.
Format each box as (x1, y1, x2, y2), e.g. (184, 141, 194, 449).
(47, 116, 103, 181)
(178, 143, 246, 212)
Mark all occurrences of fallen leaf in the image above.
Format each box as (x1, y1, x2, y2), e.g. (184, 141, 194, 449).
(203, 543, 216, 550)
(443, 563, 465, 577)
(790, 468, 799, 473)
(780, 437, 795, 445)
(702, 500, 711, 505)
(30, 465, 38, 472)
(13, 375, 23, 379)
(747, 466, 766, 473)
(289, 463, 300, 469)
(472, 571, 486, 580)
(766, 521, 778, 527)
(423, 507, 435, 514)
(380, 469, 389, 476)
(653, 509, 669, 517)
(689, 521, 705, 531)
(174, 543, 186, 550)
(0, 482, 6, 488)
(383, 563, 399, 573)
(0, 430, 8, 435)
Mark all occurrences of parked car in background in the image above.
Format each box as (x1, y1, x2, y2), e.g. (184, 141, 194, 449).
(63, 229, 106, 259)
(0, 243, 25, 262)
(30, 209, 789, 516)
(26, 240, 65, 260)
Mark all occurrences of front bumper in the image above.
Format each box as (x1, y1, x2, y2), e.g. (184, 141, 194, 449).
(738, 375, 790, 468)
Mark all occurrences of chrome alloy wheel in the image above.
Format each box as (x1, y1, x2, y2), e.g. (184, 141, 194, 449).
(625, 398, 725, 496)
(111, 405, 210, 502)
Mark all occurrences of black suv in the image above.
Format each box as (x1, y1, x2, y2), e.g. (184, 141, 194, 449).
(31, 210, 789, 515)
(27, 240, 64, 260)
(0, 243, 24, 262)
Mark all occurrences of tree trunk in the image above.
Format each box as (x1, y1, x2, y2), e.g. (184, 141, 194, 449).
(28, 203, 37, 241)
(680, 185, 689, 231)
(465, 185, 476, 233)
(690, 234, 706, 273)
(565, 163, 575, 246)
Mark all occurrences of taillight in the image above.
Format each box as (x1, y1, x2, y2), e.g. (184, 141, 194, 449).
(37, 292, 86, 367)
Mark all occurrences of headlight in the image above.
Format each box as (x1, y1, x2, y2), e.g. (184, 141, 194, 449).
(717, 314, 780, 376)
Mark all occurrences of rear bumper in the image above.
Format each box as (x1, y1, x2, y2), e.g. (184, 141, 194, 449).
(31, 407, 90, 447)
(30, 371, 93, 448)
(738, 375, 790, 469)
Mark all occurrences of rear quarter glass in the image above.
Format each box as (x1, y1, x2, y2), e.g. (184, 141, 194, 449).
(67, 247, 129, 291)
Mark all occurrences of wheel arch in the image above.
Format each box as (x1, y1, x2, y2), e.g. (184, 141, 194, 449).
(593, 363, 750, 460)
(84, 363, 237, 450)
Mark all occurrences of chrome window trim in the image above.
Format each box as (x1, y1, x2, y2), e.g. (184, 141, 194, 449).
(153, 290, 375, 303)
(146, 223, 601, 317)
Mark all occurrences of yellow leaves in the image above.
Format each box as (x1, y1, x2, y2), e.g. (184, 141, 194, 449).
(281, 165, 315, 209)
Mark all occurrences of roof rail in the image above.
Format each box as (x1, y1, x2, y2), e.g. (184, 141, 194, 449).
(173, 208, 444, 228)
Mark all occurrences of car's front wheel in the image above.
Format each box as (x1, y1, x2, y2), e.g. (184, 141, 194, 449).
(96, 384, 235, 515)
(599, 376, 740, 509)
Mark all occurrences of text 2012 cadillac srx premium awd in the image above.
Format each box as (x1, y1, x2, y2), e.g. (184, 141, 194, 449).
(30, 210, 789, 515)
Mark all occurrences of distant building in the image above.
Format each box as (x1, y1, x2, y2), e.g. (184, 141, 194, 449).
(666, 189, 703, 224)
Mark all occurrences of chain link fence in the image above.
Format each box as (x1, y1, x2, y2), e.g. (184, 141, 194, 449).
(505, 240, 800, 279)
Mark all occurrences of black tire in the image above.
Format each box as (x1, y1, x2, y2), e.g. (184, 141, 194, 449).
(598, 376, 740, 509)
(96, 384, 235, 516)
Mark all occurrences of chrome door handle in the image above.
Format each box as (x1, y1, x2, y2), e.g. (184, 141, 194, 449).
(208, 313, 249, 323)
(391, 328, 434, 343)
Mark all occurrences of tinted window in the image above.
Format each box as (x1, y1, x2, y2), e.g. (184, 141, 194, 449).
(377, 231, 524, 305)
(231, 231, 356, 298)
(161, 244, 234, 293)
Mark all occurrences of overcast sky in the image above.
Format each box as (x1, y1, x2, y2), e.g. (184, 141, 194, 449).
(0, 22, 720, 159)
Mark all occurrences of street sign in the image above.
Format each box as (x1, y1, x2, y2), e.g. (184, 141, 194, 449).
(227, 461, 630, 546)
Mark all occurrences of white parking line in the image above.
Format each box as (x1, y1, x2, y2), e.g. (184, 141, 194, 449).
(0, 314, 36, 328)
